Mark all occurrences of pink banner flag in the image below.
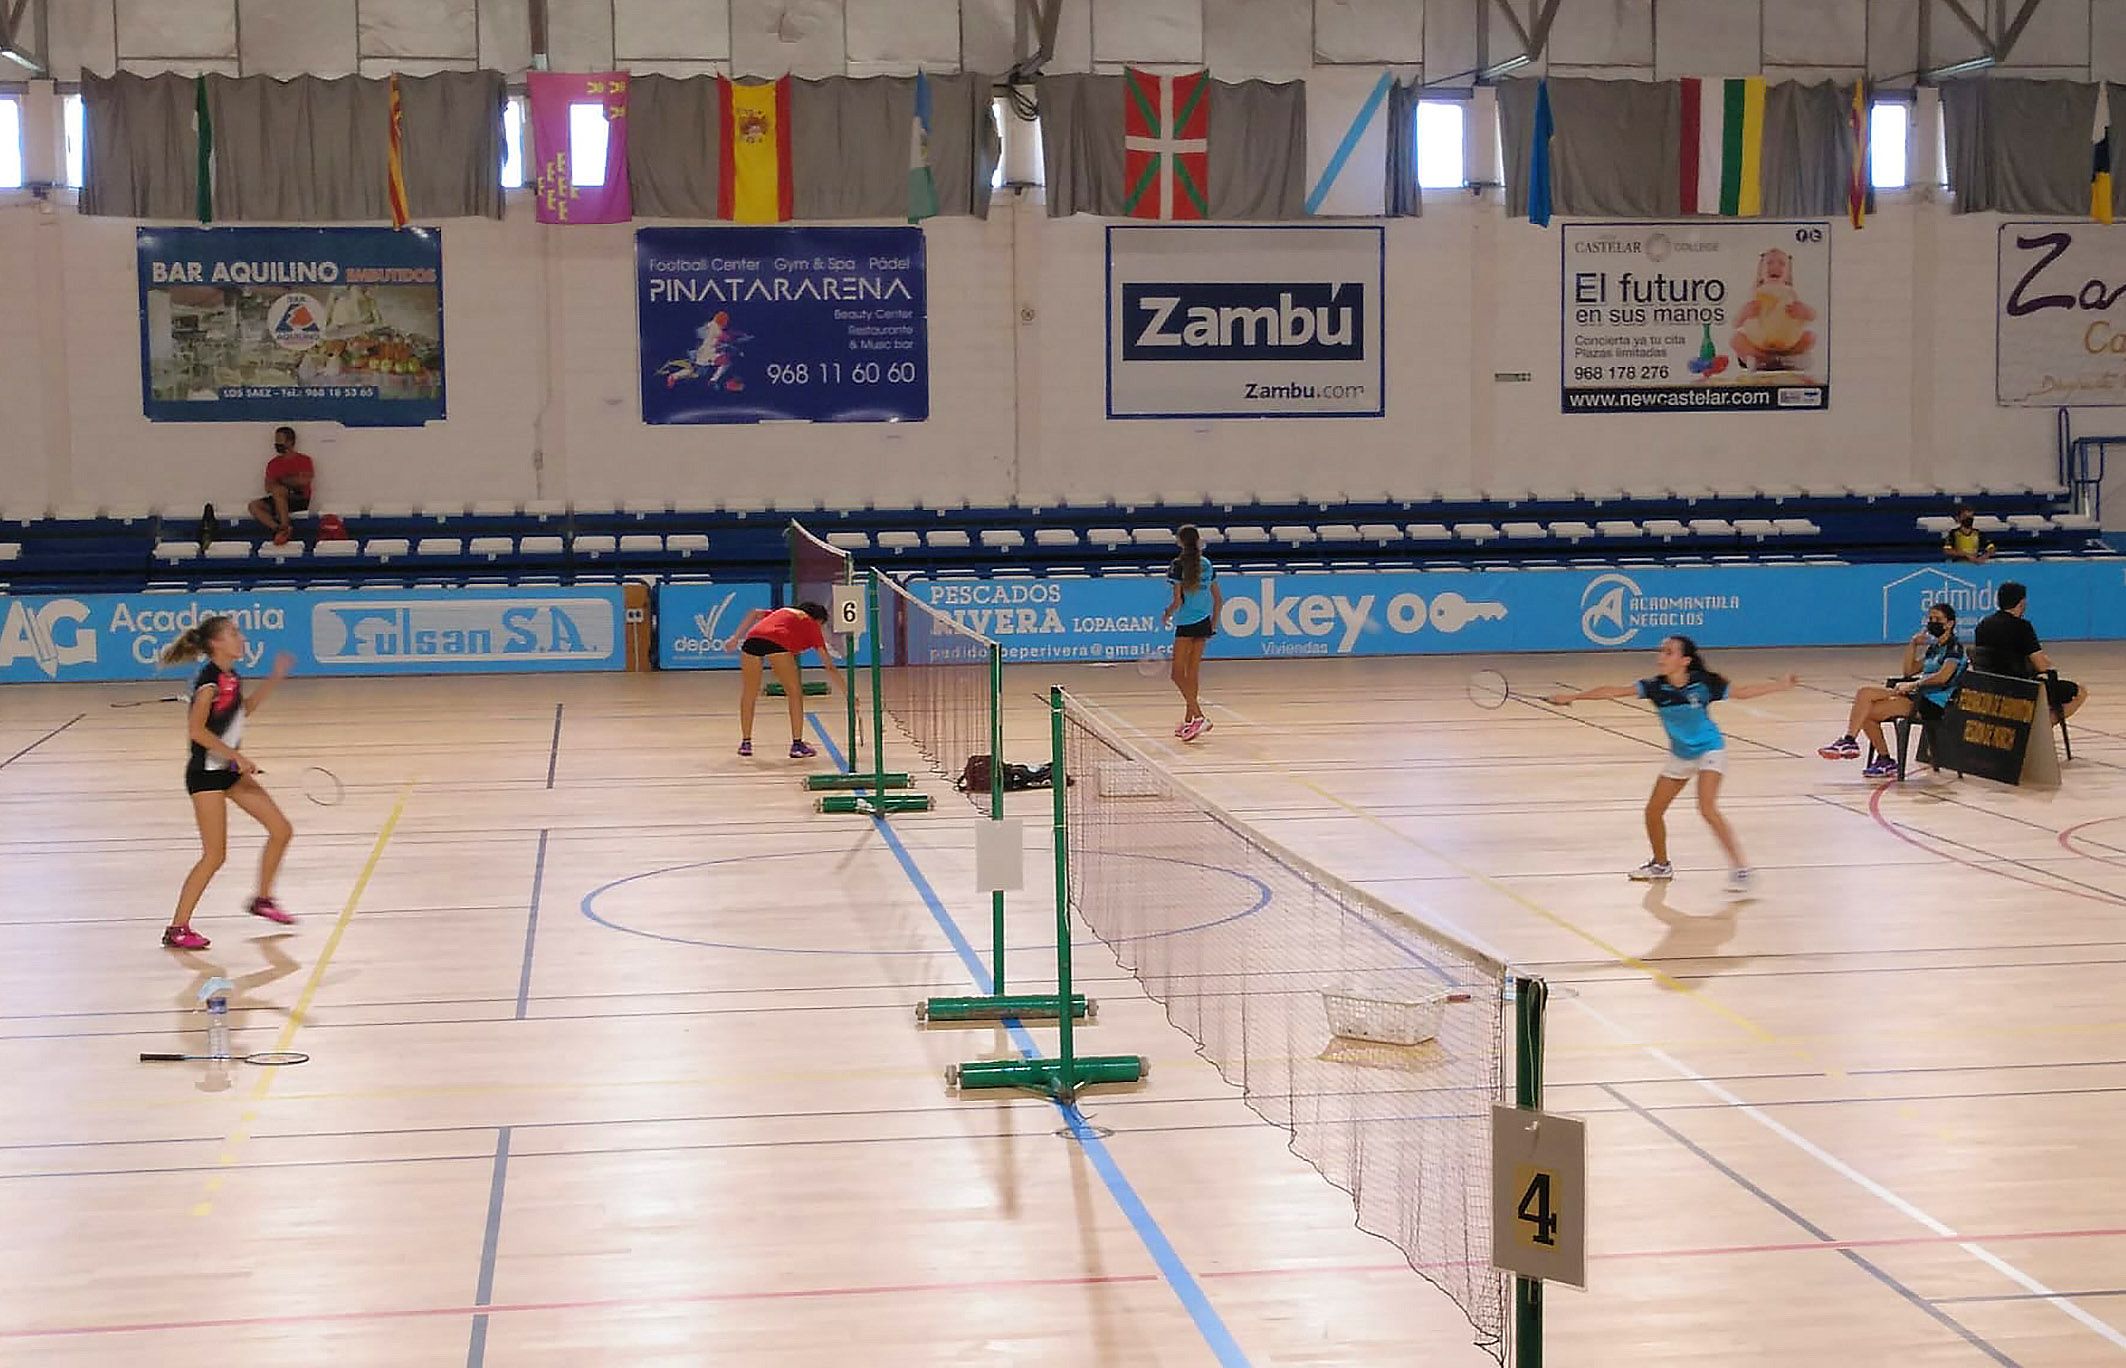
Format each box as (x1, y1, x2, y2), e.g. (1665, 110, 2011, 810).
(529, 71, 631, 224)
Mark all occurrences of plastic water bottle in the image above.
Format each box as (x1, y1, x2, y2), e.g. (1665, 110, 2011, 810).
(205, 993, 231, 1062)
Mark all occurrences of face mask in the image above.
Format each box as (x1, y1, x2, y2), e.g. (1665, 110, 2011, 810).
(1926, 621, 1948, 638)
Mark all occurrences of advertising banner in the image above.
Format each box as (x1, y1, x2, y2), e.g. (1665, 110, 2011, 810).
(1997, 222, 2126, 406)
(1106, 225, 1385, 418)
(138, 227, 445, 426)
(655, 580, 776, 670)
(0, 586, 623, 684)
(636, 226, 927, 424)
(1561, 221, 1830, 414)
(905, 560, 2125, 663)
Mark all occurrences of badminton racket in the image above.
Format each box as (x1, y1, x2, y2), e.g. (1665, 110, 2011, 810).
(1136, 644, 1172, 679)
(109, 695, 184, 709)
(252, 766, 345, 806)
(140, 1049, 309, 1066)
(1466, 668, 1526, 710)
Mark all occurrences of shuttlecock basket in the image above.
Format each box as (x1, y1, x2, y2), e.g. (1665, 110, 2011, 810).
(1323, 984, 1450, 1046)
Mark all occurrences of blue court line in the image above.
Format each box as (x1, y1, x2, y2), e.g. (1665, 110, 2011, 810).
(545, 704, 564, 789)
(465, 1125, 513, 1368)
(1303, 72, 1395, 215)
(515, 830, 549, 1020)
(1598, 1083, 2019, 1367)
(809, 715, 1250, 1368)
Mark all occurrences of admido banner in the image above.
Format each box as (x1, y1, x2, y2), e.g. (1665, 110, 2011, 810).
(1997, 222, 2126, 406)
(1561, 220, 1831, 414)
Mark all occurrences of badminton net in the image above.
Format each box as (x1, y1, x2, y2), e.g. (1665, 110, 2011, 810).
(1058, 691, 1514, 1360)
(873, 573, 999, 814)
(788, 520, 858, 760)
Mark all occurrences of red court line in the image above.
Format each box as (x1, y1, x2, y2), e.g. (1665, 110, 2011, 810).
(2060, 818, 2126, 871)
(1867, 784, 2126, 908)
(10, 1225, 2126, 1341)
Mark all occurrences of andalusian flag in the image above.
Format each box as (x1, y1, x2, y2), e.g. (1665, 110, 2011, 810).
(1679, 76, 1765, 216)
(1847, 77, 1867, 230)
(386, 74, 411, 228)
(2094, 83, 2114, 225)
(193, 75, 213, 224)
(1124, 68, 1208, 220)
(718, 76, 792, 223)
(907, 71, 940, 223)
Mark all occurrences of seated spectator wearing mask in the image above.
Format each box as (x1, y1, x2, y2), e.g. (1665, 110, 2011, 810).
(1818, 602, 1966, 777)
(248, 426, 316, 546)
(1943, 506, 1993, 563)
(1973, 581, 2089, 723)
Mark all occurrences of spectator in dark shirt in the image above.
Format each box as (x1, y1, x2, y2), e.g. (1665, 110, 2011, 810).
(1942, 506, 1993, 563)
(1973, 581, 2088, 722)
(248, 426, 316, 546)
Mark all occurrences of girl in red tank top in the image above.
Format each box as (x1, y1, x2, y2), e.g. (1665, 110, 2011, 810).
(731, 602, 846, 759)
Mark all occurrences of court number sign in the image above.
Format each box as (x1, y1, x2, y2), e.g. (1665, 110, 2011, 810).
(831, 585, 867, 638)
(1491, 1104, 1587, 1288)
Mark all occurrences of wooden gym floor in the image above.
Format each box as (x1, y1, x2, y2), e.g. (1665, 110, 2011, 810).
(2, 646, 2124, 1365)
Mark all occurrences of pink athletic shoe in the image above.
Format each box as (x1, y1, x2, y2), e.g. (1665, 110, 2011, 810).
(1179, 718, 1208, 742)
(248, 897, 295, 925)
(162, 925, 210, 951)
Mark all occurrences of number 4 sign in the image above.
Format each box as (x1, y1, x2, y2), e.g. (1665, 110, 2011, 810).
(1491, 1103, 1587, 1288)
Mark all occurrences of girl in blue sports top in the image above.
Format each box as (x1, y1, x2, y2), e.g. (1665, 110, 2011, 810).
(1160, 525, 1223, 742)
(1550, 636, 1797, 894)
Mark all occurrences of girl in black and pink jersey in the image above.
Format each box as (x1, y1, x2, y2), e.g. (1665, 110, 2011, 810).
(158, 616, 297, 951)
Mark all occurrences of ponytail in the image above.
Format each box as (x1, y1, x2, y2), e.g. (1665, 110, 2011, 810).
(160, 615, 232, 667)
(1170, 525, 1204, 593)
(1668, 634, 1729, 694)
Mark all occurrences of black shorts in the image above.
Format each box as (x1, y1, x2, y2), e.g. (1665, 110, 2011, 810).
(186, 767, 243, 796)
(1912, 696, 1946, 723)
(2046, 677, 2081, 711)
(742, 637, 786, 658)
(1174, 618, 1216, 640)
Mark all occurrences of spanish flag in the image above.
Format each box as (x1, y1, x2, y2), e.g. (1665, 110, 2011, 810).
(386, 74, 411, 228)
(2094, 83, 2114, 225)
(718, 76, 792, 223)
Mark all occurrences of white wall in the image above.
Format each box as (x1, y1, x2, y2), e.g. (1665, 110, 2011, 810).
(0, 179, 2070, 521)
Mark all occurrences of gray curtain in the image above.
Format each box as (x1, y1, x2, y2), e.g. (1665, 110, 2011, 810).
(208, 75, 391, 221)
(80, 72, 198, 219)
(396, 70, 506, 220)
(1760, 81, 1857, 217)
(1038, 72, 1305, 219)
(1499, 77, 1679, 218)
(1942, 79, 2115, 216)
(630, 74, 999, 220)
(1386, 77, 1420, 217)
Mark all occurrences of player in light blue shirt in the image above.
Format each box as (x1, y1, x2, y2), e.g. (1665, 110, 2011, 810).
(1550, 635, 1799, 895)
(1160, 525, 1223, 742)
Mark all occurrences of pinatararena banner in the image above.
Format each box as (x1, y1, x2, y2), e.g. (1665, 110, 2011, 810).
(1997, 223, 2126, 406)
(1561, 221, 1831, 414)
(1106, 225, 1384, 419)
(635, 226, 928, 425)
(138, 227, 445, 426)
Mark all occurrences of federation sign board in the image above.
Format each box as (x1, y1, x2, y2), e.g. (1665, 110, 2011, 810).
(1106, 225, 1385, 418)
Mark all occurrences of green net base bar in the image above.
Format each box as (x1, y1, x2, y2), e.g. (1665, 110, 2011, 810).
(817, 793, 935, 815)
(804, 771, 913, 792)
(947, 1054, 1146, 1098)
(765, 680, 831, 697)
(917, 994, 1094, 1023)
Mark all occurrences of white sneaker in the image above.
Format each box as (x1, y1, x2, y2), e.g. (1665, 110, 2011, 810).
(1725, 867, 1753, 895)
(1628, 861, 1674, 882)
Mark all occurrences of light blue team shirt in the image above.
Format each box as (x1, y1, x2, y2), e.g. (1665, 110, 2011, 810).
(1916, 633, 1966, 708)
(1636, 673, 1728, 759)
(1169, 556, 1218, 627)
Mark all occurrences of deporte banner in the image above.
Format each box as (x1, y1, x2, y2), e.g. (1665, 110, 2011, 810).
(1106, 225, 1385, 418)
(1562, 221, 1831, 414)
(0, 586, 624, 684)
(905, 560, 2126, 663)
(138, 227, 445, 426)
(636, 226, 928, 425)
(655, 580, 776, 670)
(1997, 222, 2126, 406)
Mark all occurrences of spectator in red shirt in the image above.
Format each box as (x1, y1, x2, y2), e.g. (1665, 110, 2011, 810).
(730, 602, 844, 760)
(248, 426, 316, 545)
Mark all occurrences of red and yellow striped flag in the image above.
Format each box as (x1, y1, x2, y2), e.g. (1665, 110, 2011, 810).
(1847, 77, 1868, 230)
(386, 74, 411, 228)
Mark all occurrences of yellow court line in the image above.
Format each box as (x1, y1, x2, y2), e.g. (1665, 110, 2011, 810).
(191, 779, 415, 1217)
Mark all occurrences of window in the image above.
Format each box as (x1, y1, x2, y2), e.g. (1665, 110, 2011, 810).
(62, 92, 83, 188)
(0, 96, 21, 189)
(1415, 99, 1465, 190)
(500, 94, 525, 188)
(567, 101, 608, 188)
(1869, 100, 1909, 190)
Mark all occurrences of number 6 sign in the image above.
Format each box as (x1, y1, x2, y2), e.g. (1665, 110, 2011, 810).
(1491, 1103, 1587, 1288)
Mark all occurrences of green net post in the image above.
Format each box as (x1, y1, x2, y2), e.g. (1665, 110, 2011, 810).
(1515, 974, 1548, 1368)
(1053, 685, 1076, 1089)
(843, 556, 860, 771)
(806, 563, 913, 796)
(990, 643, 1006, 994)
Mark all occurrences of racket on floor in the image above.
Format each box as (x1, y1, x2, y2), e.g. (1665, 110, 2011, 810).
(1466, 669, 1520, 710)
(140, 1049, 309, 1066)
